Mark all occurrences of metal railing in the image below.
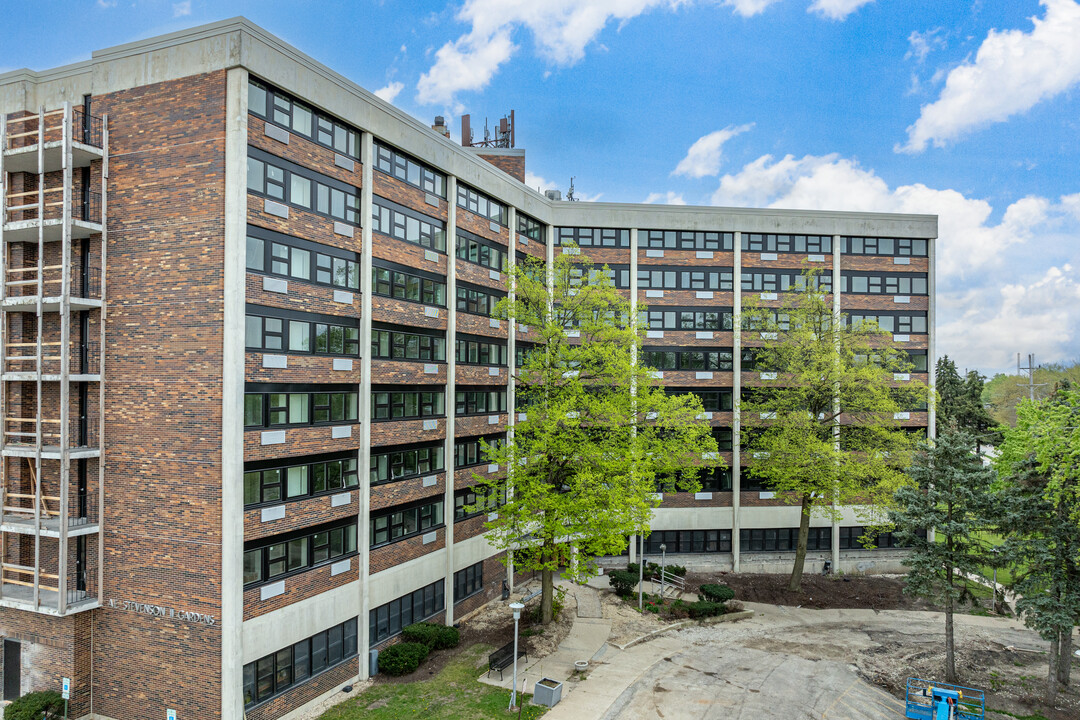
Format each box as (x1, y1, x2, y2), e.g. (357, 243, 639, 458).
(3, 107, 104, 151)
(3, 262, 102, 300)
(0, 489, 98, 528)
(3, 188, 102, 225)
(2, 414, 99, 449)
(4, 339, 103, 376)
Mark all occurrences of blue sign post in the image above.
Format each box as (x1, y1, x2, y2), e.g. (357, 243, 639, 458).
(61, 677, 70, 719)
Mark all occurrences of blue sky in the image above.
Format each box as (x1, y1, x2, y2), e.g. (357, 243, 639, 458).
(4, 0, 1080, 377)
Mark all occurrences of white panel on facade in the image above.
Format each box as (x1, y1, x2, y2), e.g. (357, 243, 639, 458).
(893, 257, 911, 265)
(695, 492, 713, 501)
(422, 532, 437, 545)
(695, 371, 714, 380)
(331, 425, 352, 439)
(333, 221, 354, 238)
(894, 373, 910, 381)
(424, 250, 439, 263)
(562, 247, 581, 255)
(702, 452, 719, 460)
(333, 358, 354, 371)
(760, 252, 778, 261)
(894, 412, 911, 420)
(648, 370, 664, 379)
(262, 277, 288, 294)
(760, 292, 777, 300)
(262, 354, 287, 369)
(518, 412, 527, 422)
(331, 492, 352, 507)
(697, 412, 714, 420)
(424, 192, 439, 207)
(263, 199, 289, 218)
(760, 372, 777, 380)
(519, 236, 529, 245)
(261, 430, 286, 445)
(695, 291, 714, 299)
(893, 334, 910, 342)
(760, 332, 778, 340)
(696, 331, 713, 340)
(487, 464, 499, 473)
(696, 251, 714, 259)
(264, 122, 289, 144)
(423, 419, 438, 431)
(424, 363, 438, 374)
(488, 512, 499, 521)
(260, 506, 285, 523)
(333, 290, 354, 304)
(758, 492, 775, 500)
(645, 290, 663, 298)
(489, 221, 501, 233)
(488, 366, 500, 376)
(489, 269, 501, 280)
(893, 296, 911, 304)
(330, 558, 351, 576)
(424, 306, 439, 318)
(519, 324, 529, 333)
(647, 330, 664, 339)
(334, 154, 355, 171)
(260, 581, 285, 600)
(489, 318, 500, 328)
(760, 411, 776, 419)
(422, 475, 437, 487)
(567, 330, 581, 338)
(807, 254, 825, 262)
(645, 249, 664, 258)
(488, 415, 499, 424)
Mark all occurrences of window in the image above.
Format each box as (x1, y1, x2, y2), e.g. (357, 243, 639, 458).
(742, 234, 832, 254)
(370, 443, 445, 485)
(246, 227, 360, 291)
(667, 388, 733, 412)
(456, 283, 506, 317)
(841, 237, 928, 257)
(370, 387, 445, 420)
(456, 229, 508, 271)
(373, 141, 446, 197)
(740, 527, 832, 552)
(844, 312, 928, 334)
(454, 562, 484, 602)
(248, 149, 360, 225)
(243, 618, 358, 708)
(517, 213, 543, 242)
(638, 267, 734, 291)
(642, 348, 734, 371)
(249, 80, 359, 159)
(369, 580, 445, 646)
(457, 185, 508, 225)
(643, 530, 732, 554)
(569, 264, 628, 289)
(556, 227, 630, 247)
(372, 197, 446, 252)
(369, 498, 445, 547)
(713, 427, 733, 452)
(656, 467, 732, 493)
(244, 451, 358, 507)
(454, 484, 504, 520)
(243, 519, 358, 588)
(371, 260, 446, 307)
(455, 336, 508, 366)
(643, 230, 733, 251)
(244, 384, 358, 428)
(839, 526, 925, 549)
(246, 307, 359, 357)
(456, 389, 507, 416)
(516, 342, 536, 368)
(371, 324, 446, 362)
(741, 271, 831, 293)
(840, 272, 928, 295)
(641, 307, 734, 331)
(454, 434, 505, 468)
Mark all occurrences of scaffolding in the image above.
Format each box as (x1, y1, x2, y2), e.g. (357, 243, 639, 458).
(0, 102, 107, 615)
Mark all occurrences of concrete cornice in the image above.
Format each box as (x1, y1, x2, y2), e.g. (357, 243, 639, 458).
(0, 17, 938, 239)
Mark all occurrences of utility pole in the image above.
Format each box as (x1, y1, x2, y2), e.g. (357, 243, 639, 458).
(1016, 353, 1048, 402)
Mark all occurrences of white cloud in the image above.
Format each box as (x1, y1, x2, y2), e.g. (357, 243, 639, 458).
(723, 0, 781, 17)
(807, 0, 873, 21)
(898, 0, 1080, 153)
(373, 82, 404, 104)
(96, 0, 118, 8)
(172, 1, 191, 18)
(672, 123, 753, 178)
(525, 171, 559, 193)
(644, 191, 688, 205)
(905, 28, 946, 63)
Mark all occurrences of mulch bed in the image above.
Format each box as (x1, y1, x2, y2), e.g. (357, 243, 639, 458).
(686, 571, 935, 611)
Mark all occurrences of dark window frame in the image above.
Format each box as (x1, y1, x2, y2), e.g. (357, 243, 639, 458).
(643, 229, 734, 251)
(369, 496, 446, 548)
(373, 141, 446, 197)
(369, 580, 445, 647)
(244, 450, 359, 508)
(246, 226, 360, 291)
(249, 79, 360, 159)
(371, 259, 447, 307)
(372, 196, 447, 252)
(370, 441, 446, 486)
(370, 386, 446, 421)
(243, 518, 358, 588)
(247, 147, 360, 225)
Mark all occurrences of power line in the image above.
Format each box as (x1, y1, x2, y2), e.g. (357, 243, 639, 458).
(1017, 352, 1049, 402)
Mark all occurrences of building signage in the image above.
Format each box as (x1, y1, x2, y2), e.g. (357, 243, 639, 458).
(105, 598, 217, 626)
(62, 677, 70, 700)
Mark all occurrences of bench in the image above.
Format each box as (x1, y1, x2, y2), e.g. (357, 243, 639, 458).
(487, 640, 528, 680)
(522, 589, 541, 603)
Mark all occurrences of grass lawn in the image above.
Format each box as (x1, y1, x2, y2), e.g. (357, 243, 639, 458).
(318, 643, 548, 720)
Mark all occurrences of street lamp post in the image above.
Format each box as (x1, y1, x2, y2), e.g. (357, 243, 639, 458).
(638, 534, 644, 611)
(660, 544, 667, 598)
(509, 602, 525, 710)
(991, 546, 1001, 613)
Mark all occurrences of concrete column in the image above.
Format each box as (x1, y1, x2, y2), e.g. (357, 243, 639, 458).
(506, 208, 517, 591)
(732, 231, 742, 572)
(444, 178, 458, 625)
(928, 236, 937, 441)
(629, 228, 639, 565)
(832, 235, 842, 572)
(357, 130, 375, 677)
(221, 65, 249, 720)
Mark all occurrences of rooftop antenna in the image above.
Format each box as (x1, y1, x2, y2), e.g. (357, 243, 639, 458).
(1017, 352, 1048, 402)
(566, 177, 576, 202)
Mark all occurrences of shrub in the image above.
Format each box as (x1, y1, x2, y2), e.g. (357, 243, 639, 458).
(609, 570, 638, 597)
(528, 586, 568, 622)
(699, 583, 735, 603)
(726, 600, 744, 613)
(667, 565, 687, 577)
(687, 600, 726, 618)
(377, 642, 429, 676)
(401, 622, 460, 650)
(6, 691, 65, 720)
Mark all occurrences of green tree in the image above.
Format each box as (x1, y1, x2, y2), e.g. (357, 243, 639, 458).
(742, 271, 924, 592)
(995, 387, 1080, 704)
(936, 356, 998, 450)
(477, 249, 720, 623)
(891, 430, 997, 684)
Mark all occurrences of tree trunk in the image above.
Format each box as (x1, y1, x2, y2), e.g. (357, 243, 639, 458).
(541, 540, 554, 624)
(788, 493, 812, 592)
(1047, 631, 1060, 707)
(1058, 626, 1072, 687)
(945, 569, 957, 683)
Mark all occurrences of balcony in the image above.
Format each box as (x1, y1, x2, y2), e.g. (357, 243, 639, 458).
(2, 106, 104, 174)
(0, 490, 99, 538)
(2, 414, 101, 459)
(2, 189, 102, 243)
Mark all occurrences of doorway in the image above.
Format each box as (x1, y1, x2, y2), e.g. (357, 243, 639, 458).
(2, 639, 20, 699)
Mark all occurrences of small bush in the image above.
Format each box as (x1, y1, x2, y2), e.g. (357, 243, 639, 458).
(528, 586, 568, 622)
(609, 570, 638, 597)
(699, 583, 735, 603)
(6, 691, 65, 720)
(666, 565, 687, 577)
(726, 600, 744, 613)
(401, 622, 460, 650)
(687, 600, 726, 618)
(378, 642, 429, 676)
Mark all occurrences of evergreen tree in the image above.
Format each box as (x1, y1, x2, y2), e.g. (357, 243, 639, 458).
(891, 429, 997, 683)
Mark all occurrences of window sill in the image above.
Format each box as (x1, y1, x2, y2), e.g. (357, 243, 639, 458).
(244, 550, 360, 592)
(370, 524, 445, 551)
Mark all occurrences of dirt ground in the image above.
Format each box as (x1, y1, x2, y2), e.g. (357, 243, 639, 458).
(602, 588, 674, 647)
(687, 571, 938, 611)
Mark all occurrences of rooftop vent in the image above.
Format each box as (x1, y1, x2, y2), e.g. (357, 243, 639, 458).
(431, 116, 449, 138)
(545, 189, 562, 201)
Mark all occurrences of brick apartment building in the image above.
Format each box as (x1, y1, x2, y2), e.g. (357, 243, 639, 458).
(0, 18, 936, 720)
